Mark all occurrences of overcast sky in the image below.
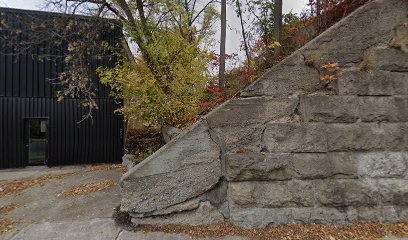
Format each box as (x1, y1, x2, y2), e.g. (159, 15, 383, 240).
(0, 0, 309, 59)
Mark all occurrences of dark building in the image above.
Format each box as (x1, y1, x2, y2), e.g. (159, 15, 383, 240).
(0, 7, 124, 168)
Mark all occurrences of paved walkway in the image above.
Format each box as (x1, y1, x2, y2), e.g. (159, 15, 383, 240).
(0, 166, 407, 240)
(0, 166, 248, 240)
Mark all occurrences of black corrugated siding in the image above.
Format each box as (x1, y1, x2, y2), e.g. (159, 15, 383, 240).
(0, 97, 123, 168)
(0, 8, 124, 168)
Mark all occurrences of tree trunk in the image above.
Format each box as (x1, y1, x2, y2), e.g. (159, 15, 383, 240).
(273, 0, 283, 58)
(236, 0, 250, 65)
(316, 0, 321, 33)
(219, 0, 227, 90)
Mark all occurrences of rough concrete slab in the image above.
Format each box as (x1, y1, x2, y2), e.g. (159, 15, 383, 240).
(0, 165, 85, 182)
(7, 218, 121, 240)
(0, 168, 122, 223)
(120, 121, 222, 218)
(0, 165, 123, 239)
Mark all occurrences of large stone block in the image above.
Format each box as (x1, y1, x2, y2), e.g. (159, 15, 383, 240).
(229, 207, 350, 228)
(357, 152, 407, 178)
(225, 153, 292, 181)
(364, 46, 408, 72)
(314, 179, 378, 207)
(293, 207, 349, 225)
(211, 123, 265, 153)
(378, 180, 408, 205)
(241, 52, 321, 97)
(226, 152, 359, 181)
(300, 96, 359, 123)
(355, 206, 400, 222)
(327, 123, 408, 151)
(338, 70, 408, 96)
(291, 153, 332, 179)
(291, 153, 358, 179)
(131, 201, 225, 226)
(229, 207, 292, 228)
(229, 181, 314, 208)
(263, 123, 327, 153)
(359, 96, 408, 122)
(301, 0, 408, 67)
(205, 97, 298, 127)
(120, 122, 222, 215)
(327, 152, 358, 178)
(301, 95, 408, 123)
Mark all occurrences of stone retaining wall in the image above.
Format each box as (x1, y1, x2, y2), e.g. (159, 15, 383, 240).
(120, 0, 408, 228)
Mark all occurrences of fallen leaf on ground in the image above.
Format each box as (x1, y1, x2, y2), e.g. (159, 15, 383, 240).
(0, 204, 18, 215)
(59, 180, 114, 197)
(0, 219, 21, 234)
(85, 164, 125, 173)
(143, 221, 408, 240)
(0, 173, 75, 198)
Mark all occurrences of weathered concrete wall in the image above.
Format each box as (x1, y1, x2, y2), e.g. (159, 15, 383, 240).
(121, 0, 408, 228)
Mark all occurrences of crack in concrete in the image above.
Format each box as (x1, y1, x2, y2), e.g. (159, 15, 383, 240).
(115, 230, 123, 240)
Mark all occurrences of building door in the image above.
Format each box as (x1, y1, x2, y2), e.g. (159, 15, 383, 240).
(27, 119, 48, 165)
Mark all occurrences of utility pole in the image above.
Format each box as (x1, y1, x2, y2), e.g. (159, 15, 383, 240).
(219, 0, 226, 90)
(273, 0, 282, 58)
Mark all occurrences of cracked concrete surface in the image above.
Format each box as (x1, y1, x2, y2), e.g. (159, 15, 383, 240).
(0, 165, 122, 240)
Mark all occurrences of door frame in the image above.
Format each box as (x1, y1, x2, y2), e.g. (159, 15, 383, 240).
(24, 117, 49, 166)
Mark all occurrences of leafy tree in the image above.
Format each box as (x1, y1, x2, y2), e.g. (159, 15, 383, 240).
(42, 0, 218, 125)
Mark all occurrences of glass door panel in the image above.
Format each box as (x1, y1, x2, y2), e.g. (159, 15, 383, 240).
(27, 119, 48, 165)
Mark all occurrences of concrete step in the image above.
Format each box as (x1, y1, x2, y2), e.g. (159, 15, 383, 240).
(300, 95, 408, 123)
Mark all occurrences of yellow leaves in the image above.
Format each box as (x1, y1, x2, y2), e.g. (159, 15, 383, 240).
(0, 219, 21, 234)
(57, 96, 64, 102)
(320, 75, 338, 83)
(142, 221, 408, 240)
(320, 62, 342, 90)
(0, 173, 75, 198)
(59, 180, 114, 197)
(0, 204, 18, 215)
(268, 41, 282, 50)
(99, 33, 209, 127)
(321, 62, 340, 71)
(85, 164, 125, 173)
